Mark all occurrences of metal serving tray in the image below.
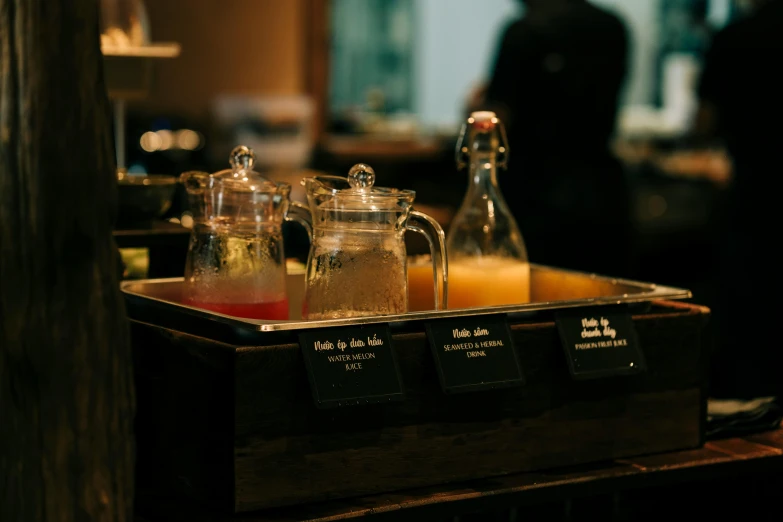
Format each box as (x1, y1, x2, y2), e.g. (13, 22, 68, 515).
(121, 264, 692, 344)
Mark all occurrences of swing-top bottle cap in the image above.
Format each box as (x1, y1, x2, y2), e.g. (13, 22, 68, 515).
(470, 111, 497, 123)
(456, 111, 509, 169)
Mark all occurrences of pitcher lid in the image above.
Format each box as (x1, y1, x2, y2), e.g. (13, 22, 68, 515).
(303, 163, 415, 210)
(179, 145, 292, 225)
(211, 145, 279, 190)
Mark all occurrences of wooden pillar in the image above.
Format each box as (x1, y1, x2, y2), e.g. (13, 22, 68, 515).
(304, 0, 331, 143)
(0, 1, 135, 521)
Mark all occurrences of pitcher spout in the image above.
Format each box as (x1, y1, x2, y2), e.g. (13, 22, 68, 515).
(178, 171, 211, 221)
(179, 170, 210, 191)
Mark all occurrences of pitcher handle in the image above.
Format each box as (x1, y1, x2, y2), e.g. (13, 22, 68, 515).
(406, 210, 449, 310)
(285, 201, 313, 242)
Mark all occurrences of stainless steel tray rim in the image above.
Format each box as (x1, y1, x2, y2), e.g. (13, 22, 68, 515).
(120, 267, 692, 333)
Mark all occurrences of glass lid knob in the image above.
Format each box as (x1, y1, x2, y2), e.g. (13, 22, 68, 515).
(347, 163, 376, 190)
(229, 145, 255, 172)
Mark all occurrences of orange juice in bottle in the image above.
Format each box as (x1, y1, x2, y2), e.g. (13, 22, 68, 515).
(407, 255, 439, 311)
(408, 255, 529, 311)
(446, 256, 529, 309)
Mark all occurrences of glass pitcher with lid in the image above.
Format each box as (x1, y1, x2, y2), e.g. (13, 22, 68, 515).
(298, 163, 448, 320)
(179, 146, 310, 320)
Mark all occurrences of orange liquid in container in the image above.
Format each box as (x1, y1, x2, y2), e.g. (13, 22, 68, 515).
(407, 258, 441, 312)
(186, 298, 289, 320)
(408, 256, 530, 311)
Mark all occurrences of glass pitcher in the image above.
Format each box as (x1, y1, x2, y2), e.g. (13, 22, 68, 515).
(179, 146, 310, 320)
(297, 164, 448, 320)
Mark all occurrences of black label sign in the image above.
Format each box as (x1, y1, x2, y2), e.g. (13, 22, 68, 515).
(555, 305, 646, 380)
(298, 325, 404, 409)
(426, 315, 523, 393)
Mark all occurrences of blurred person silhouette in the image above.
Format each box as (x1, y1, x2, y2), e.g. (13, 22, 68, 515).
(469, 0, 631, 277)
(654, 0, 715, 111)
(694, 0, 783, 400)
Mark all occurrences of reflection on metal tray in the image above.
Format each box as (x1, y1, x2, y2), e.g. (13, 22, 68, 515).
(121, 264, 692, 342)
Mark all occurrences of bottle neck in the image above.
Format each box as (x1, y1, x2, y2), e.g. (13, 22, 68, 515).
(465, 152, 501, 197)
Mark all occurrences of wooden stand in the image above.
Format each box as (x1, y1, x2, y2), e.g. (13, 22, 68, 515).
(131, 300, 709, 514)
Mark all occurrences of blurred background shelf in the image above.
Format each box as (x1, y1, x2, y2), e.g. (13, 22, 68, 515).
(102, 43, 181, 58)
(114, 221, 190, 280)
(104, 43, 182, 100)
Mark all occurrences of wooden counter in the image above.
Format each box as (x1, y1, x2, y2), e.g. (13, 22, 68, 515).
(135, 423, 783, 521)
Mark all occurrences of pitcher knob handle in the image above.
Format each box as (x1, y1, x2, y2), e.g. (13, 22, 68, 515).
(347, 163, 376, 190)
(229, 145, 255, 172)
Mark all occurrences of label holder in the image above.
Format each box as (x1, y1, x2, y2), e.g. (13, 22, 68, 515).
(298, 324, 405, 408)
(426, 314, 524, 394)
(555, 304, 646, 380)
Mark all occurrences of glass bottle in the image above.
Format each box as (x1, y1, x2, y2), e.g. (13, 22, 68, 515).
(445, 111, 530, 308)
